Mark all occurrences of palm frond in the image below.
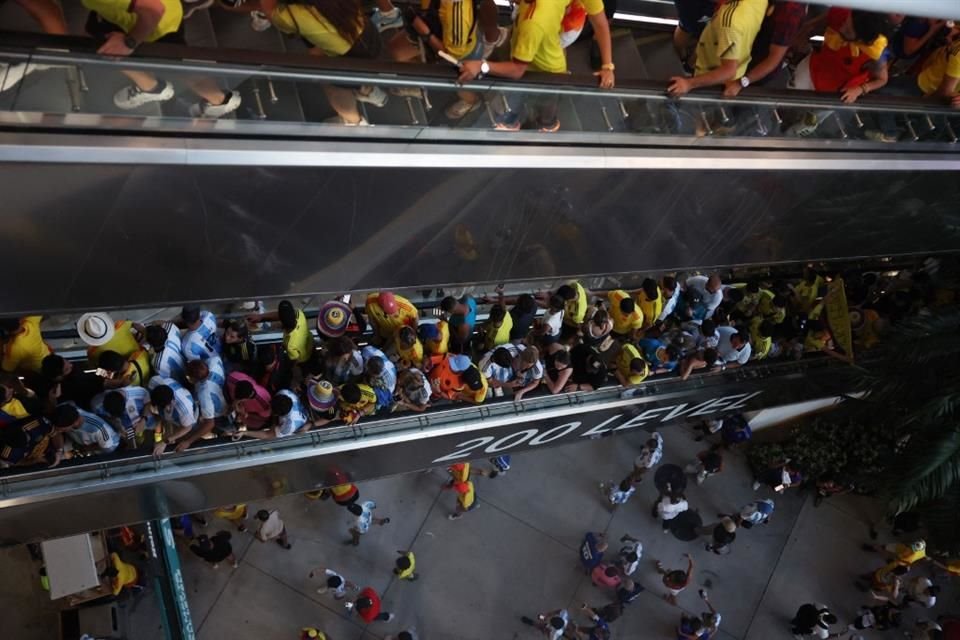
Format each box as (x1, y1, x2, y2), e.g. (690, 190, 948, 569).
(885, 428, 960, 512)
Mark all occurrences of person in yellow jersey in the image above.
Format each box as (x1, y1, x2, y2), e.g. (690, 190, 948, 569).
(262, 0, 388, 125)
(0, 316, 51, 375)
(393, 550, 418, 580)
(213, 504, 249, 532)
(337, 381, 378, 425)
(83, 0, 240, 116)
(790, 267, 824, 314)
(615, 343, 649, 387)
(98, 348, 152, 388)
(448, 480, 478, 519)
(300, 627, 328, 640)
(480, 304, 513, 352)
(0, 379, 30, 420)
(247, 300, 315, 364)
(607, 290, 644, 339)
(458, 0, 614, 132)
(365, 291, 420, 344)
(748, 317, 774, 361)
(634, 279, 663, 331)
(76, 312, 146, 366)
(392, 326, 425, 369)
(756, 289, 787, 325)
(103, 552, 139, 596)
(668, 0, 768, 97)
(549, 281, 589, 343)
(386, 0, 507, 119)
(871, 26, 960, 141)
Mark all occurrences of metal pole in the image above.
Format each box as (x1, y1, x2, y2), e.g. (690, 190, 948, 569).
(801, 0, 960, 19)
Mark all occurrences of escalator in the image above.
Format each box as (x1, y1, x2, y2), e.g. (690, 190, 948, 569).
(0, 252, 952, 543)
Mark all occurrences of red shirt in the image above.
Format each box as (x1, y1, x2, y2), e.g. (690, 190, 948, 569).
(809, 7, 889, 92)
(356, 587, 381, 623)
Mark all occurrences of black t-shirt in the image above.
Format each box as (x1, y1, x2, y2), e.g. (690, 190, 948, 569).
(570, 345, 607, 388)
(33, 369, 105, 411)
(190, 534, 233, 563)
(509, 306, 537, 341)
(713, 525, 736, 545)
(617, 582, 644, 604)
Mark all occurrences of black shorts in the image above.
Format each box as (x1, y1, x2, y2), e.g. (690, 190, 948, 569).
(673, 0, 714, 36)
(85, 11, 186, 45)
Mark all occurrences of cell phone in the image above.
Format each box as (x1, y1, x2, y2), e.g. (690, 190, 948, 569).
(437, 51, 462, 68)
(774, 484, 785, 493)
(95, 368, 110, 378)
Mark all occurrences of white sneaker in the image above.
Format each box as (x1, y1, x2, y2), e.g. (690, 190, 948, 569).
(371, 7, 403, 32)
(355, 86, 388, 107)
(114, 81, 174, 109)
(183, 0, 214, 19)
(482, 26, 509, 59)
(752, 480, 761, 491)
(190, 91, 241, 118)
(385, 613, 396, 622)
(250, 10, 272, 32)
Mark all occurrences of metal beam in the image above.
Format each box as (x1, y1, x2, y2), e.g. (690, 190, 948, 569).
(803, 0, 960, 20)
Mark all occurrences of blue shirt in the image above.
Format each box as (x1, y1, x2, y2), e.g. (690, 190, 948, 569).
(892, 17, 932, 60)
(181, 311, 220, 362)
(450, 295, 478, 329)
(638, 338, 677, 372)
(580, 532, 603, 570)
(70, 408, 120, 452)
(92, 387, 156, 439)
(195, 357, 227, 420)
(148, 376, 199, 430)
(275, 389, 308, 437)
(152, 322, 186, 382)
(361, 346, 397, 393)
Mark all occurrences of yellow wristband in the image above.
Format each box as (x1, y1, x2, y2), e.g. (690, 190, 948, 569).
(154, 430, 163, 444)
(601, 63, 615, 71)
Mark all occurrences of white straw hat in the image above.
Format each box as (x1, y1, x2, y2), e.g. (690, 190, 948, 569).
(76, 312, 115, 347)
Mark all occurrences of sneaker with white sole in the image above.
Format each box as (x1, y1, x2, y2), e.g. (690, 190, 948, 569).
(189, 91, 241, 118)
(183, 0, 214, 19)
(371, 7, 403, 32)
(114, 80, 175, 109)
(250, 10, 272, 31)
(864, 129, 899, 143)
(355, 86, 388, 107)
(482, 26, 510, 59)
(445, 98, 481, 119)
(390, 86, 423, 99)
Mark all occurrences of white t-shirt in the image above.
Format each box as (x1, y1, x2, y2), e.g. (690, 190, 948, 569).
(257, 510, 284, 541)
(354, 500, 376, 534)
(619, 541, 642, 575)
(635, 432, 664, 469)
(607, 484, 635, 505)
(321, 569, 346, 596)
(658, 285, 681, 322)
(717, 326, 752, 364)
(542, 309, 564, 337)
(658, 497, 688, 520)
(546, 610, 570, 640)
(686, 275, 723, 319)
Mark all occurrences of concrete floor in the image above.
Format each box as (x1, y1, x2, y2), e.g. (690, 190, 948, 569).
(177, 421, 958, 640)
(4, 419, 956, 639)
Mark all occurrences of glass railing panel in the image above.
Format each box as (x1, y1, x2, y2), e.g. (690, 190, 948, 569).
(1, 45, 959, 146)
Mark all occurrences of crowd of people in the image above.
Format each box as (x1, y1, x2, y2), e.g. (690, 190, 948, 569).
(0, 259, 942, 468)
(2, 0, 959, 135)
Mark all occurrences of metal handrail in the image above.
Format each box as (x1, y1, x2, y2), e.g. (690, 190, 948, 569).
(0, 353, 849, 494)
(3, 31, 960, 118)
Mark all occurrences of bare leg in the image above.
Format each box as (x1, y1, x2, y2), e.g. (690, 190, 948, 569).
(122, 70, 160, 92)
(388, 31, 420, 62)
(187, 77, 228, 105)
(324, 85, 362, 124)
(15, 0, 67, 34)
(376, 0, 395, 12)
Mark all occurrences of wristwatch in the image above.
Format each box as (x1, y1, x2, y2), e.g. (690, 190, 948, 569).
(123, 34, 139, 50)
(479, 60, 490, 77)
(740, 76, 751, 88)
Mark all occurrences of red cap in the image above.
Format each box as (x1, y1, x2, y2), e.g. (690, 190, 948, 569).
(379, 292, 398, 315)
